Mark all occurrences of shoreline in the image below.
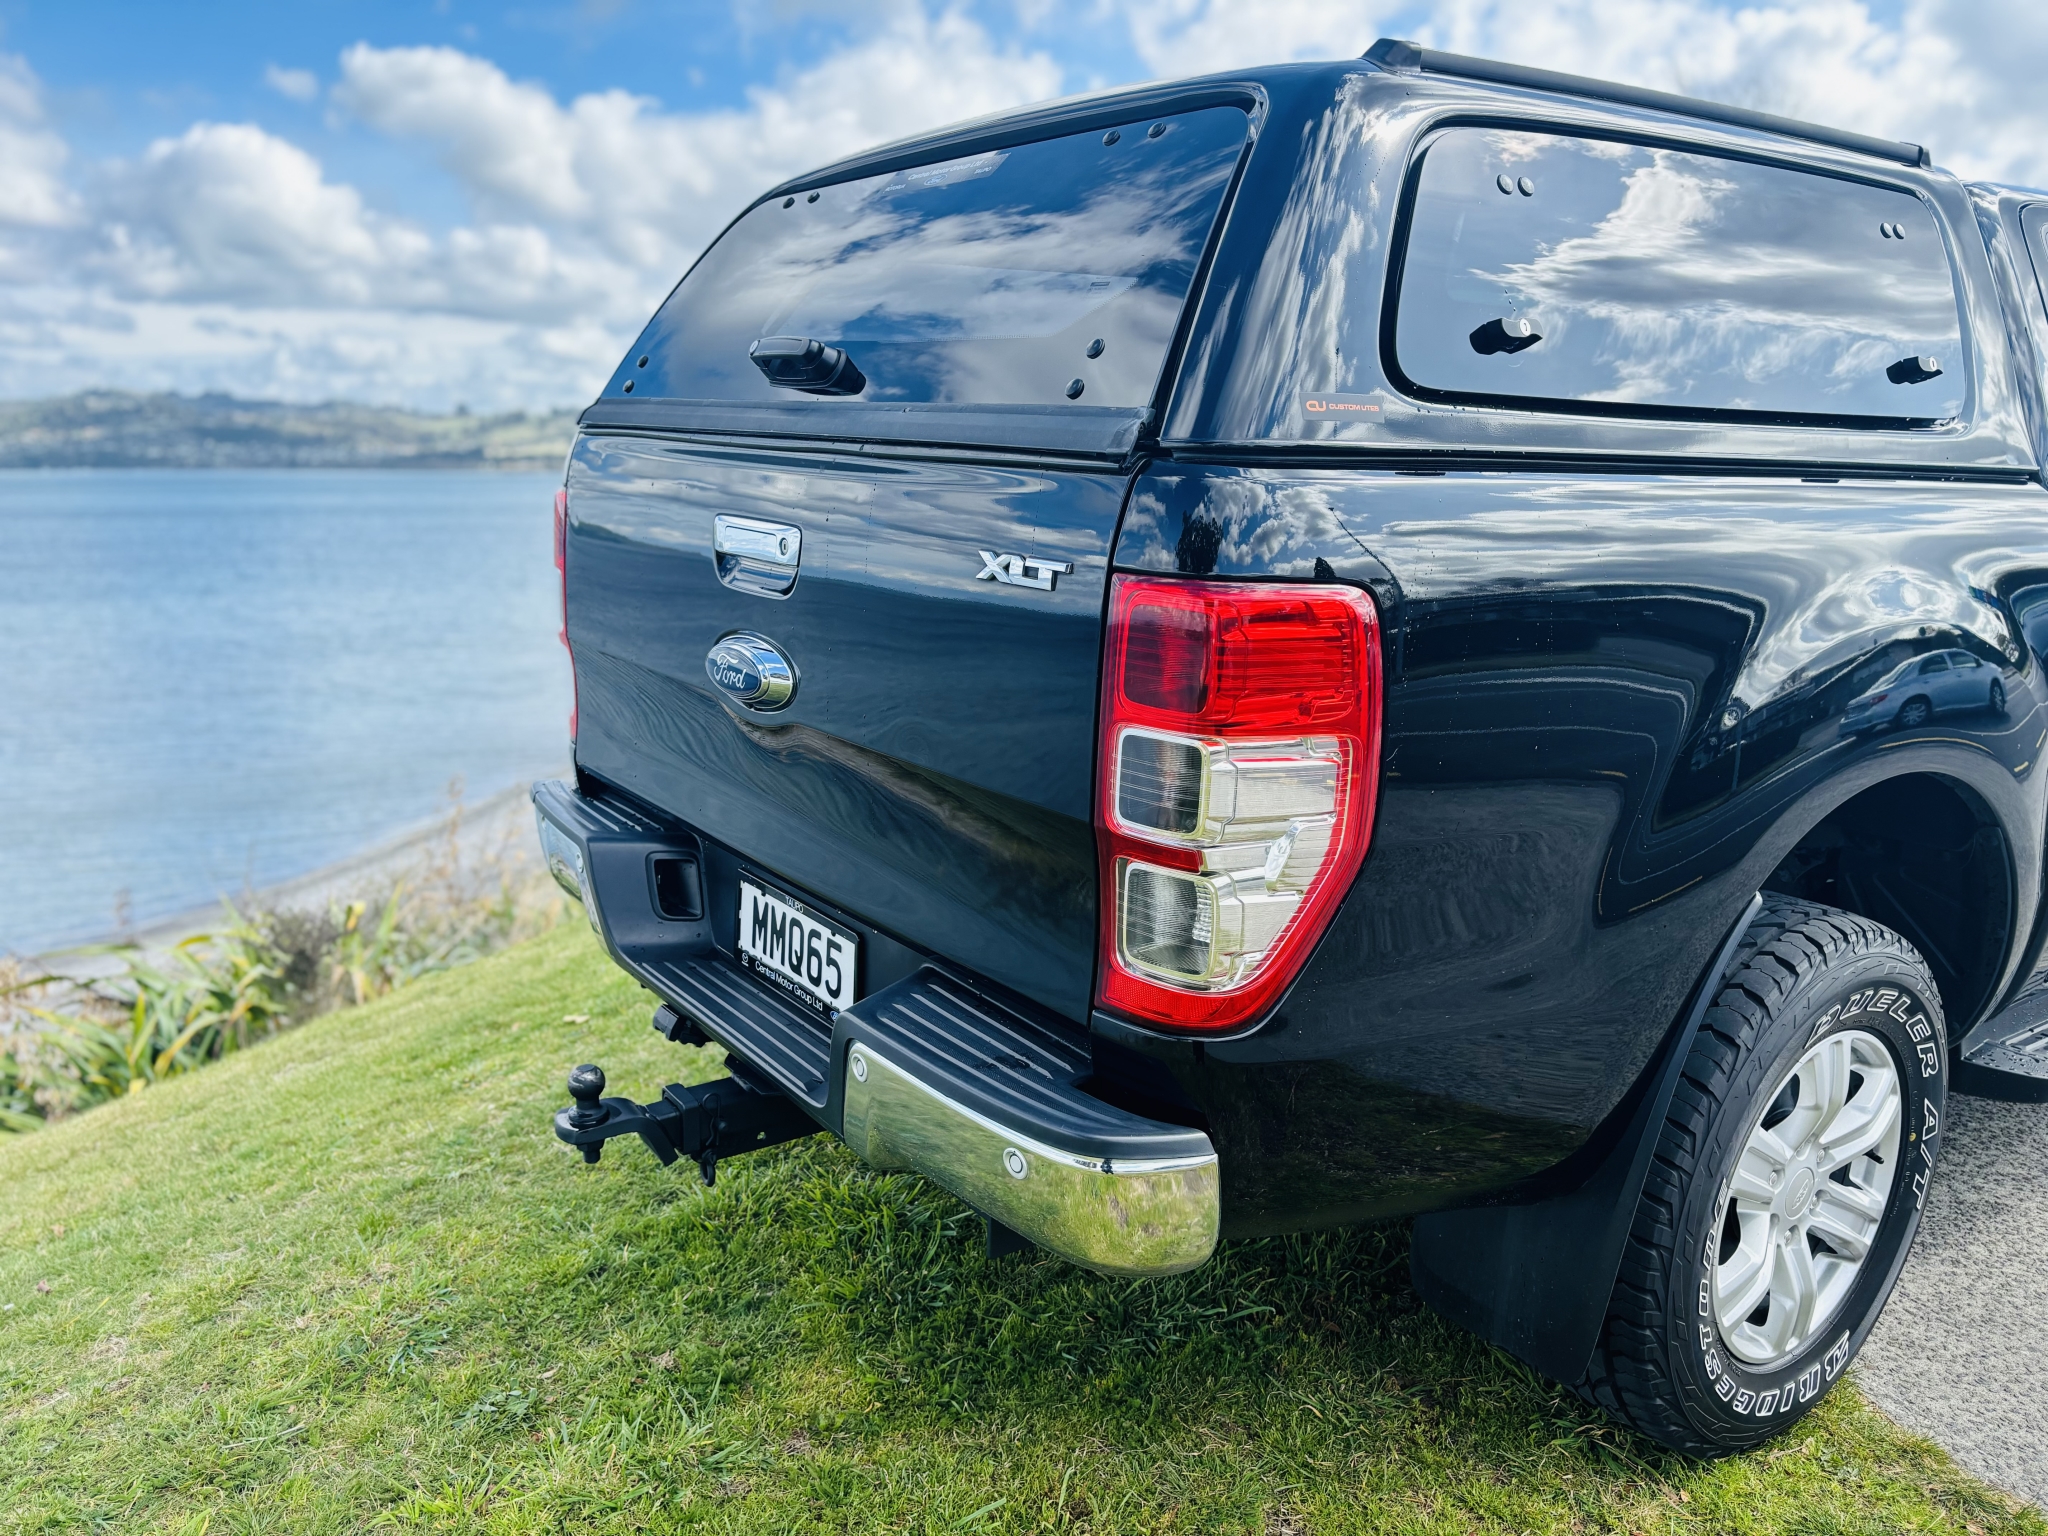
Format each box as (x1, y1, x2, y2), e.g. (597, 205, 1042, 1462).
(36, 778, 554, 974)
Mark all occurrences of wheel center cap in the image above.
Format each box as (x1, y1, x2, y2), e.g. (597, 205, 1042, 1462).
(1785, 1167, 1817, 1221)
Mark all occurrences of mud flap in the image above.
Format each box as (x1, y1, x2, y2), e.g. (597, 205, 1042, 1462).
(1408, 893, 1761, 1384)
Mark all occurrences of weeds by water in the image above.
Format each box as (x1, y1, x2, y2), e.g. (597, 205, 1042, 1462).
(0, 787, 564, 1130)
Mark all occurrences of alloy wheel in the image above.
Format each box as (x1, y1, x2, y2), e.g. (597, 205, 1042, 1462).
(1711, 1028, 1903, 1368)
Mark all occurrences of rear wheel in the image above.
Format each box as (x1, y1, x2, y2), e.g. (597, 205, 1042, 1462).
(1578, 897, 1946, 1455)
(1895, 696, 1932, 729)
(1990, 677, 2006, 715)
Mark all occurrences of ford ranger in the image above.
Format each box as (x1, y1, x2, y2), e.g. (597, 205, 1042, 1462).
(536, 39, 2048, 1455)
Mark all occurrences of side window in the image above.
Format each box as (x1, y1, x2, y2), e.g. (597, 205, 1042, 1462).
(1391, 129, 1965, 426)
(2023, 207, 2048, 322)
(1919, 655, 1950, 675)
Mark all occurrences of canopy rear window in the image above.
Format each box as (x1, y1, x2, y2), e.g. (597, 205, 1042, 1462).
(607, 106, 1250, 414)
(1390, 129, 1966, 427)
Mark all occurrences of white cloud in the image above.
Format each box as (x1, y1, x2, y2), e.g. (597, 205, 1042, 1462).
(263, 64, 321, 103)
(0, 54, 79, 233)
(1119, 0, 2048, 186)
(1122, 0, 1401, 81)
(96, 122, 425, 306)
(3, 8, 1067, 408)
(88, 119, 630, 324)
(0, 281, 606, 411)
(333, 10, 1065, 273)
(16, 7, 1064, 403)
(5, 2, 2046, 412)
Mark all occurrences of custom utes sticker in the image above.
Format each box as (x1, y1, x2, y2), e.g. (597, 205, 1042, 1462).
(1301, 393, 1385, 418)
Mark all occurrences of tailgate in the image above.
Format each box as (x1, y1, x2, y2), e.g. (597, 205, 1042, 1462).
(566, 435, 1124, 1021)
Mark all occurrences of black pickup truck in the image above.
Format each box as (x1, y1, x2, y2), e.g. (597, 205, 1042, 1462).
(537, 39, 2048, 1455)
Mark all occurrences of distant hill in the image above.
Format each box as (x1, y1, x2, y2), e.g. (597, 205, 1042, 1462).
(0, 391, 581, 470)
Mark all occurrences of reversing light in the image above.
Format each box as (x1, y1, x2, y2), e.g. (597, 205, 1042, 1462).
(1095, 576, 1382, 1032)
(555, 487, 577, 743)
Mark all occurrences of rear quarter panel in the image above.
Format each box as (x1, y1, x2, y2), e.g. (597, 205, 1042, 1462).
(1110, 466, 2048, 1235)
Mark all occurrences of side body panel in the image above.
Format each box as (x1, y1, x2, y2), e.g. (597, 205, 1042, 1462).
(1105, 465, 2048, 1236)
(566, 432, 1127, 1024)
(1961, 186, 2048, 1040)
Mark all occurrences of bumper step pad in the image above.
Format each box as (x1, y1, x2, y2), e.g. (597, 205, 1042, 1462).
(841, 970, 1210, 1164)
(645, 956, 832, 1106)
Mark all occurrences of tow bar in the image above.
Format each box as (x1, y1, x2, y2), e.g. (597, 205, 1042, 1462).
(552, 1056, 817, 1186)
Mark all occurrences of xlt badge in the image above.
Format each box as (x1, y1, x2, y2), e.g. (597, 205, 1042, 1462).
(976, 551, 1073, 591)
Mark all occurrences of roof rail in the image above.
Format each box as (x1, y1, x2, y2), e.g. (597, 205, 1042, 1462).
(1363, 38, 1929, 170)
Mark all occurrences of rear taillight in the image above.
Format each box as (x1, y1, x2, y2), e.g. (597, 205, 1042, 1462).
(1095, 576, 1382, 1032)
(554, 486, 577, 743)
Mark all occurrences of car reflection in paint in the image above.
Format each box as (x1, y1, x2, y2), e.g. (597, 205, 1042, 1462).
(1840, 648, 2007, 734)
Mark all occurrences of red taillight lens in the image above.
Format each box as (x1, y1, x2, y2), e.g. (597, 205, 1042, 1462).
(554, 486, 577, 743)
(1096, 576, 1382, 1032)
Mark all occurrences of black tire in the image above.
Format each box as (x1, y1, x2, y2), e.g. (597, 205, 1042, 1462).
(1577, 896, 1947, 1455)
(1990, 677, 2006, 715)
(1895, 695, 1932, 729)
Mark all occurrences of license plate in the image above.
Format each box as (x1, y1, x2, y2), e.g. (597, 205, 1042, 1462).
(736, 877, 858, 1015)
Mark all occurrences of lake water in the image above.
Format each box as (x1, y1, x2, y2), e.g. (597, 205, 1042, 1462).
(1, 470, 572, 955)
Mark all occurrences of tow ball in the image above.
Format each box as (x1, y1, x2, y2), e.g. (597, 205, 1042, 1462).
(552, 1060, 817, 1186)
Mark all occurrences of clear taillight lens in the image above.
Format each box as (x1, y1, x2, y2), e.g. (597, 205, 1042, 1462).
(1096, 576, 1382, 1031)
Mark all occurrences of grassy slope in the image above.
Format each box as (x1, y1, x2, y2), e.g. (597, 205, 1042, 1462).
(1, 926, 2038, 1536)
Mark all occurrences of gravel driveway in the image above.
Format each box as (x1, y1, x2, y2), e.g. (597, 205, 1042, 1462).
(1857, 1087, 2048, 1508)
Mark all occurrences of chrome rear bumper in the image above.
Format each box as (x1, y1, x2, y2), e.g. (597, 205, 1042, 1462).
(841, 1042, 1219, 1277)
(532, 778, 1221, 1279)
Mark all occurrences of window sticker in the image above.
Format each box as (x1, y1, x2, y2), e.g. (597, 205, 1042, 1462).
(1302, 393, 1385, 418)
(882, 151, 1009, 193)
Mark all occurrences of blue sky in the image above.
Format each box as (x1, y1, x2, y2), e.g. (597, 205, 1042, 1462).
(0, 3, 1143, 223)
(0, 0, 2040, 412)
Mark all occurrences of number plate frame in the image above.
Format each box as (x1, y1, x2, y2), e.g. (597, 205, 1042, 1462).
(735, 876, 859, 1016)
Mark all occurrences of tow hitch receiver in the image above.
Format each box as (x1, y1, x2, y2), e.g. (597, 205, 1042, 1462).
(553, 1062, 816, 1185)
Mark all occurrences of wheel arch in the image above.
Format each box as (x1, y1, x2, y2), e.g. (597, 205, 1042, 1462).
(1750, 766, 2026, 1034)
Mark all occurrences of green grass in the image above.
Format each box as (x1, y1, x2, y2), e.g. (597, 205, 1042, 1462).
(2, 926, 2038, 1535)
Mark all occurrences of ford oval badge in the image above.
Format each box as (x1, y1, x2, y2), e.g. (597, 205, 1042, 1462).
(705, 632, 796, 711)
